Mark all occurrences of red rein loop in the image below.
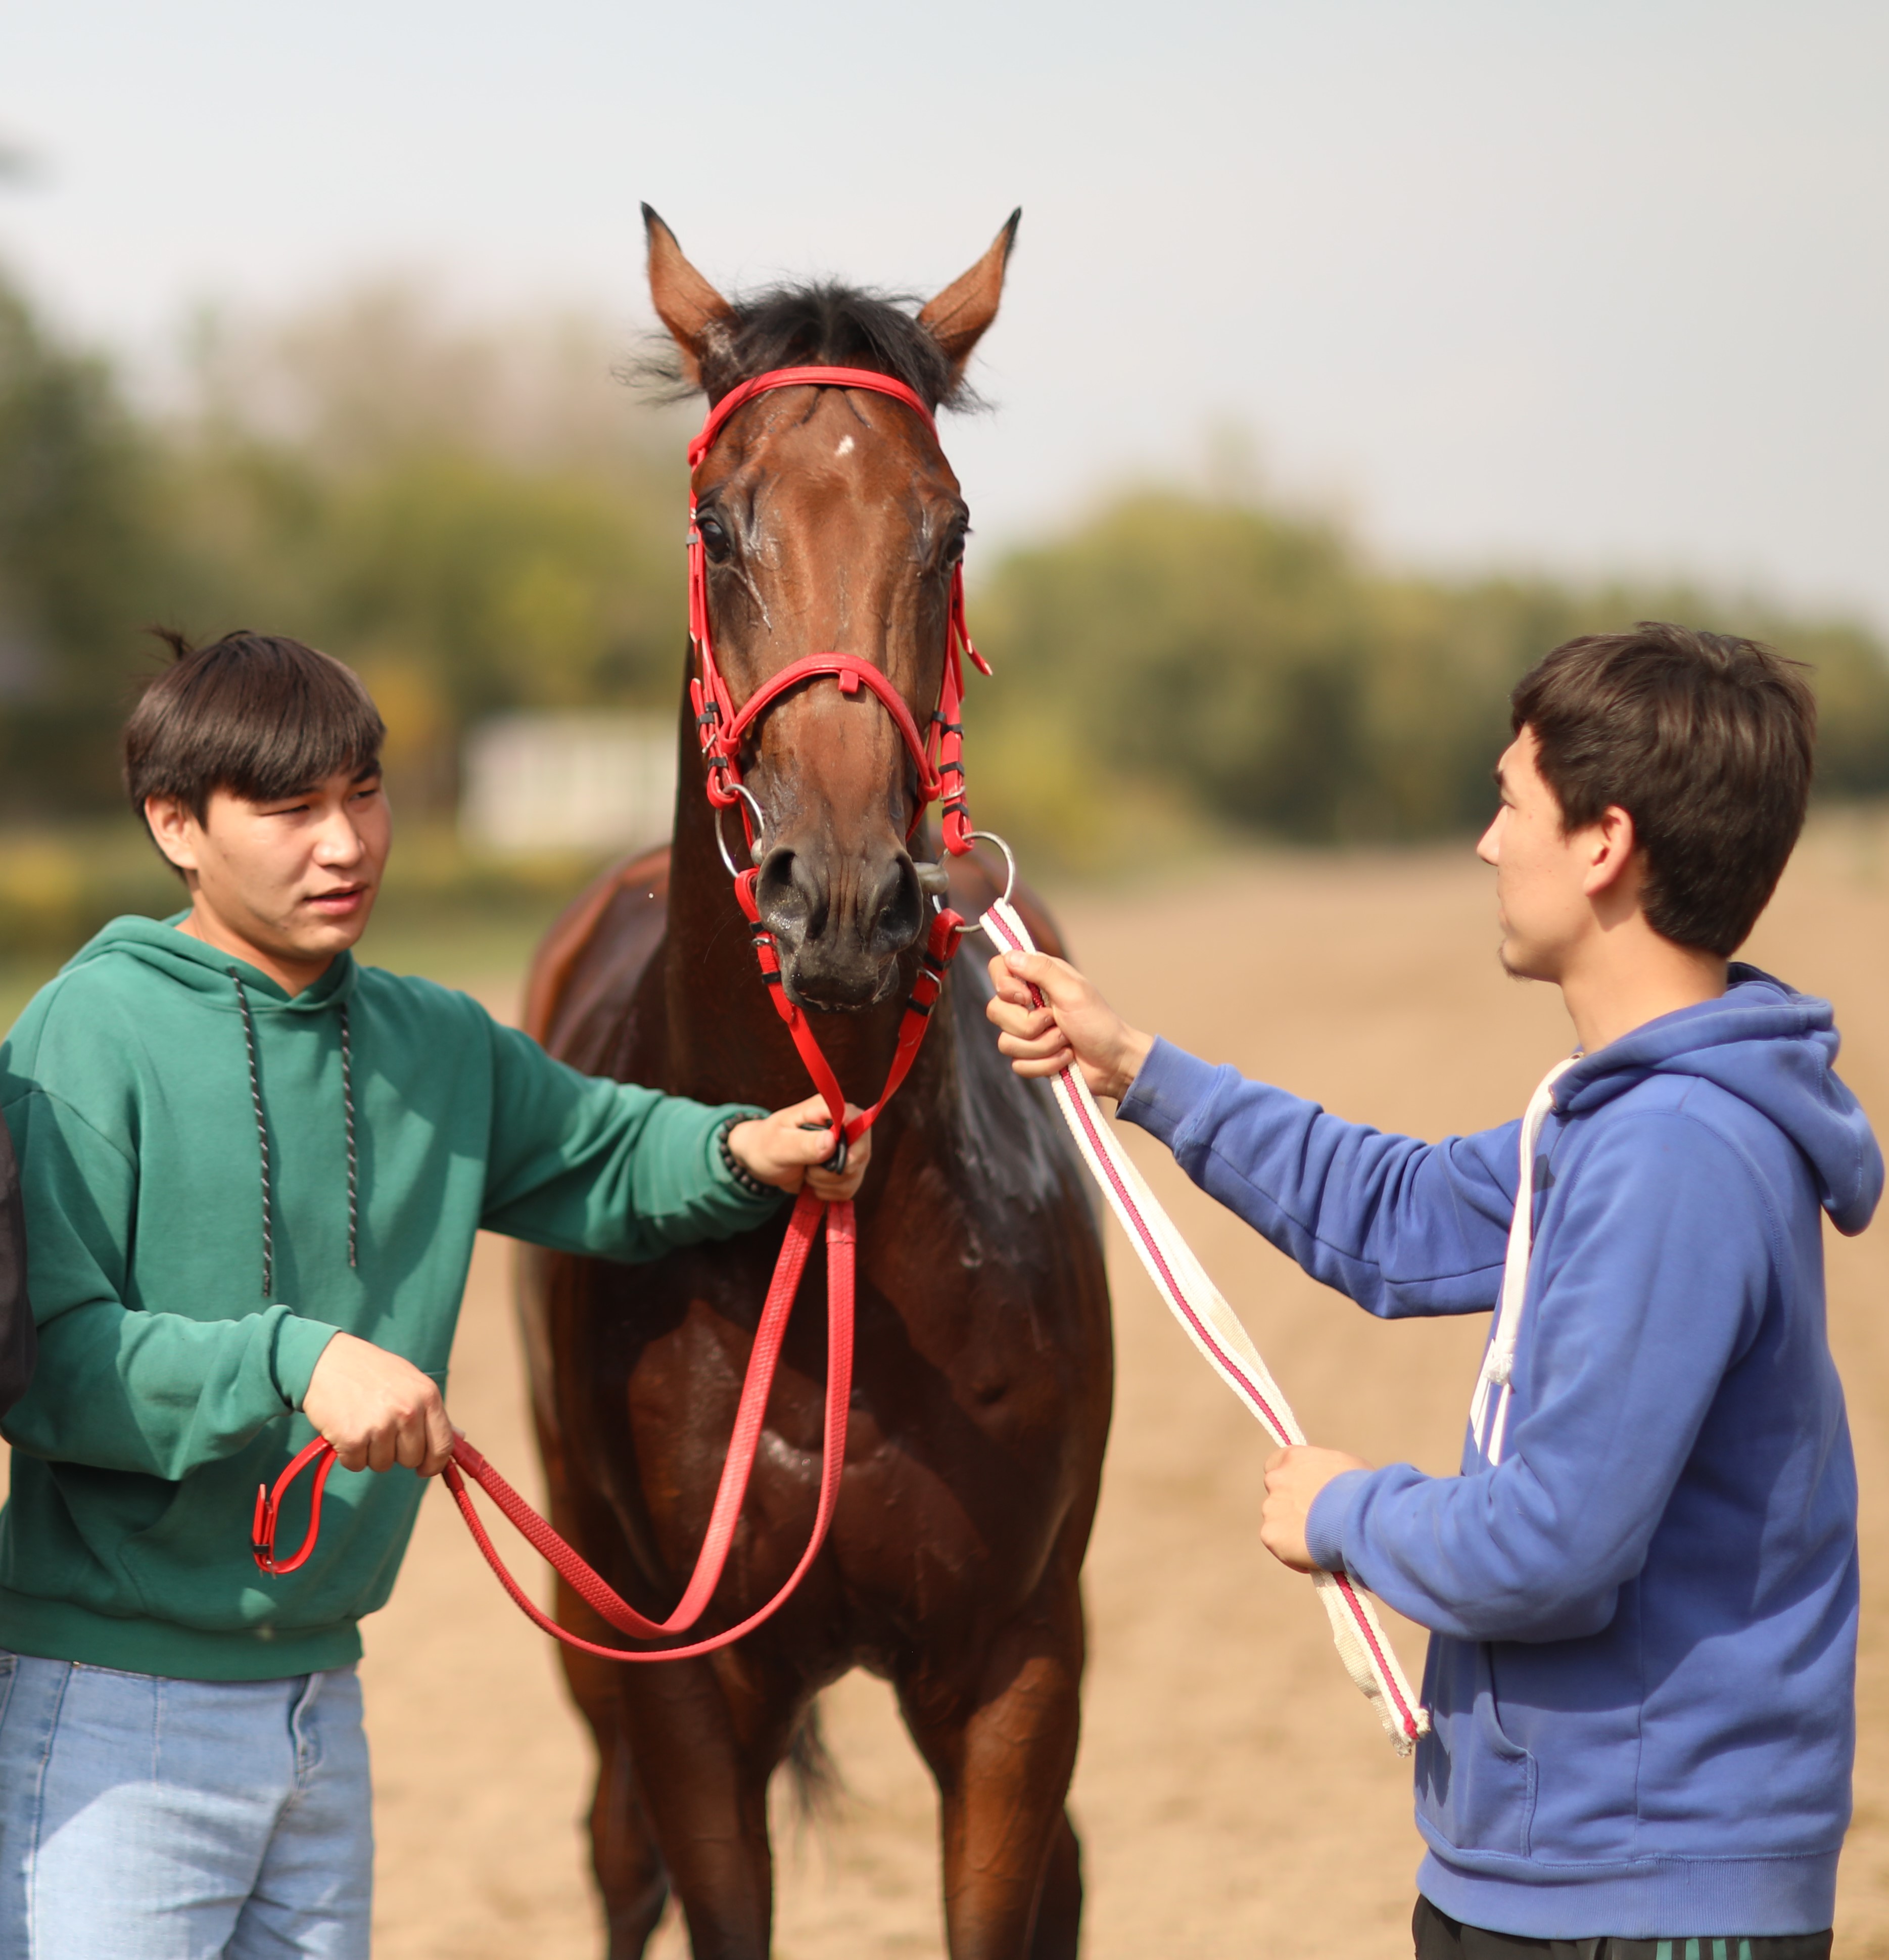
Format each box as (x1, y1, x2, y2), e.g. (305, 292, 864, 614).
(251, 1436, 338, 1576)
(252, 365, 985, 1665)
(253, 1196, 858, 1662)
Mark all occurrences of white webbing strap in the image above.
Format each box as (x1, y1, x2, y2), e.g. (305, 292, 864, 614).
(981, 897, 1429, 1753)
(1466, 1056, 1576, 1468)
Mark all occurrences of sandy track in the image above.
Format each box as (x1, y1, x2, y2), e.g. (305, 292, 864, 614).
(312, 827, 1889, 1955)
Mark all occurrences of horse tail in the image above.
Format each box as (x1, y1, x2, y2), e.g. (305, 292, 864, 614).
(783, 1697, 842, 1826)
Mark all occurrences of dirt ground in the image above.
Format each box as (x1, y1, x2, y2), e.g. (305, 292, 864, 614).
(148, 825, 1889, 1955)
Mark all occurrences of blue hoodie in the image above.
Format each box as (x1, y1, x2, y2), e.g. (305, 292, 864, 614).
(1118, 967, 1880, 1940)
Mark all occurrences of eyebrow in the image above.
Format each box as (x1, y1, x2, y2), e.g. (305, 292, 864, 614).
(266, 766, 381, 801)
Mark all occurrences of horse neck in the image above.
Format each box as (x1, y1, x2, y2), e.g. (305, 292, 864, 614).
(661, 695, 950, 1119)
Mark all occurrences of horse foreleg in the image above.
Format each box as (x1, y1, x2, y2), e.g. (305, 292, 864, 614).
(896, 1579, 1087, 1960)
(1029, 1808, 1083, 1960)
(555, 1584, 672, 1959)
(613, 1655, 795, 1960)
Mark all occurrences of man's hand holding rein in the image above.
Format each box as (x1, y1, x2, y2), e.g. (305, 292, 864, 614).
(985, 950, 1156, 1102)
(726, 1095, 873, 1203)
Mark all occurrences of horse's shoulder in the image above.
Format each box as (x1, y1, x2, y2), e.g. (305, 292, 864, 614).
(523, 844, 671, 1065)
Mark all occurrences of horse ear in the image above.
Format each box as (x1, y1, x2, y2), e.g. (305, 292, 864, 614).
(642, 204, 734, 389)
(918, 210, 1020, 381)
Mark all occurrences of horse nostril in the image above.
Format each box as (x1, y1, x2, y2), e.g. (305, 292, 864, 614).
(755, 847, 825, 943)
(867, 855, 925, 959)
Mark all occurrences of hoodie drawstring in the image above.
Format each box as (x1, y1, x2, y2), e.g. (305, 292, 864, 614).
(229, 969, 359, 1295)
(229, 970, 275, 1298)
(339, 1004, 358, 1269)
(1468, 1054, 1578, 1465)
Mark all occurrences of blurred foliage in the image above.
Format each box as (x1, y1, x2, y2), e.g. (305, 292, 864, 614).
(1, 262, 1887, 889)
(970, 492, 1889, 870)
(0, 271, 692, 819)
(0, 278, 174, 808)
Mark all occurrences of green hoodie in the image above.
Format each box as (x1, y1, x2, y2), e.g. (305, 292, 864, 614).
(0, 915, 779, 1679)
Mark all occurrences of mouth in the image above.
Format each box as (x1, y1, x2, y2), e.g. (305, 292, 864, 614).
(779, 950, 902, 1014)
(303, 884, 370, 922)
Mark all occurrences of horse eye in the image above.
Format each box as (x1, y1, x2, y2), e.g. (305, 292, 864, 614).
(696, 514, 733, 563)
(940, 524, 968, 570)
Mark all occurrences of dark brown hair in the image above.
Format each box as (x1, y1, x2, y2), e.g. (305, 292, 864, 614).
(125, 630, 385, 851)
(633, 280, 976, 413)
(1511, 621, 1816, 956)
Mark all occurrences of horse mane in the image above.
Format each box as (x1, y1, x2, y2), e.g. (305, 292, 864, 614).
(630, 279, 981, 414)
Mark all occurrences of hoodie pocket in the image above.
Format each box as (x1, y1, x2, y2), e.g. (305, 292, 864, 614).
(1421, 1644, 1538, 1858)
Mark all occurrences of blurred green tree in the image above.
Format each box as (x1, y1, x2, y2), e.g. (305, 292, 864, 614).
(159, 287, 690, 812)
(0, 272, 173, 812)
(970, 487, 1889, 868)
(2, 269, 1885, 857)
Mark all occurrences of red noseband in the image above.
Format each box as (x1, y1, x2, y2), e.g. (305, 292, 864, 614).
(685, 365, 990, 862)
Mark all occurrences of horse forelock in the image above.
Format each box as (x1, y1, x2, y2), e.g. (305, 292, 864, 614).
(632, 280, 981, 416)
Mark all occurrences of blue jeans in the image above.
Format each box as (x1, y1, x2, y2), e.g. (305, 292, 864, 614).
(0, 1652, 373, 1958)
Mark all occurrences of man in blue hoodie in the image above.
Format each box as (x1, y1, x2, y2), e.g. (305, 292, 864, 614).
(988, 622, 1879, 1957)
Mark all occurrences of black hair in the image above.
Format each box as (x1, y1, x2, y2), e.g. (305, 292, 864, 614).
(1512, 621, 1816, 956)
(124, 629, 385, 863)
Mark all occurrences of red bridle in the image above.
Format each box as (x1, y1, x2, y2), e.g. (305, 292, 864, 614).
(686, 364, 991, 1157)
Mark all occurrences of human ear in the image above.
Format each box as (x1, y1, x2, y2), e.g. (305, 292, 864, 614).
(144, 795, 203, 875)
(1581, 805, 1640, 900)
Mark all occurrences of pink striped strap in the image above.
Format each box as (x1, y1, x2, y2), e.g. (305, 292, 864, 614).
(980, 896, 1429, 1753)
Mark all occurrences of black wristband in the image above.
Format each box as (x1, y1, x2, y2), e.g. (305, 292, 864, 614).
(717, 1115, 776, 1200)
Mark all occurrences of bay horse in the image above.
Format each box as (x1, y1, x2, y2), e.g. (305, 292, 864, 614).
(516, 209, 1114, 1959)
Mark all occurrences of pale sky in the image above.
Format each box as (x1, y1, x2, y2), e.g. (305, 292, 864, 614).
(4, 2, 1886, 624)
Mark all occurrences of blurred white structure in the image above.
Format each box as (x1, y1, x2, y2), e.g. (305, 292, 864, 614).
(460, 712, 676, 854)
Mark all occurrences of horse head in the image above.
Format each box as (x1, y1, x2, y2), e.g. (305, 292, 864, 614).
(646, 207, 1017, 1011)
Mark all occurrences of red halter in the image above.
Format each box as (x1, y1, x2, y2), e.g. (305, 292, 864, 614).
(687, 363, 991, 1158)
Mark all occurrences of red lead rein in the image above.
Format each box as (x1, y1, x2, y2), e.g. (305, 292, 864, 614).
(252, 365, 989, 1661)
(253, 1191, 853, 1662)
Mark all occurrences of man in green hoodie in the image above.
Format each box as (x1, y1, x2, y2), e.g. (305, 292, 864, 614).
(0, 629, 866, 1959)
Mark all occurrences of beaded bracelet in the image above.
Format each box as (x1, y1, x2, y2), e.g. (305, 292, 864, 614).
(717, 1114, 777, 1199)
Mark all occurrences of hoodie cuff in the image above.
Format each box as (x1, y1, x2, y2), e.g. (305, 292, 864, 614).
(1305, 1467, 1373, 1573)
(271, 1314, 345, 1411)
(1116, 1038, 1225, 1148)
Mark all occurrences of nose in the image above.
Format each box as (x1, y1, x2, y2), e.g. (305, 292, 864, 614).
(754, 840, 925, 1008)
(1476, 809, 1503, 866)
(314, 813, 365, 865)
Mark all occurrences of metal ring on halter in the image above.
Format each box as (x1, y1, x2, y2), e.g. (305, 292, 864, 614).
(967, 831, 1017, 907)
(714, 785, 770, 878)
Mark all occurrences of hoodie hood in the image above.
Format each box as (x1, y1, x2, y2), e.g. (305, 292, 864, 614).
(1554, 963, 1881, 1235)
(62, 913, 359, 1013)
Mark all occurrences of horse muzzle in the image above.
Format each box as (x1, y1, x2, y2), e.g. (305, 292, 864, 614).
(753, 840, 926, 1010)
